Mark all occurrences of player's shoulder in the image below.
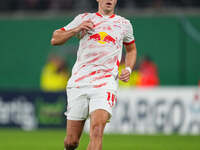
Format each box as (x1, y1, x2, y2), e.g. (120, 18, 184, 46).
(114, 14, 132, 25)
(76, 12, 94, 19)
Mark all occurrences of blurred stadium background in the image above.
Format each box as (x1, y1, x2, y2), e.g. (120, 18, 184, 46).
(0, 0, 200, 150)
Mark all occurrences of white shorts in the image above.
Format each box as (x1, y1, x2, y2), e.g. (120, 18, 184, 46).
(65, 87, 117, 120)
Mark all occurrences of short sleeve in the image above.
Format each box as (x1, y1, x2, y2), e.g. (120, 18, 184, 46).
(62, 14, 82, 31)
(123, 20, 135, 45)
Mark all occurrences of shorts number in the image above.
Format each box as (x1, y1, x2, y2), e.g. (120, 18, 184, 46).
(107, 92, 117, 107)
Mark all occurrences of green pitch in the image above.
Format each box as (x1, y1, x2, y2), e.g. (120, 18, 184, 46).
(0, 128, 200, 150)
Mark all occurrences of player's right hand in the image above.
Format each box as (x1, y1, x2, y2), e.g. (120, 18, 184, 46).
(119, 69, 131, 82)
(75, 19, 94, 33)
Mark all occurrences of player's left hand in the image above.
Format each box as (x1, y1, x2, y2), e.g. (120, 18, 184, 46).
(119, 69, 130, 82)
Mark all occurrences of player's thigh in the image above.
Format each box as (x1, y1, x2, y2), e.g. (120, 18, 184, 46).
(66, 120, 85, 141)
(90, 109, 110, 125)
(89, 109, 110, 135)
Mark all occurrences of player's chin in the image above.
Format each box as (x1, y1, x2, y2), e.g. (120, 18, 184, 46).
(104, 7, 114, 12)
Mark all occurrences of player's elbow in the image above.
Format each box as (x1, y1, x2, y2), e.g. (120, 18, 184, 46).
(51, 30, 65, 46)
(51, 38, 57, 46)
(51, 38, 65, 46)
(51, 31, 58, 45)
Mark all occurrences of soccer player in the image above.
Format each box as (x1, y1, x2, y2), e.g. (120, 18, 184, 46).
(51, 0, 137, 150)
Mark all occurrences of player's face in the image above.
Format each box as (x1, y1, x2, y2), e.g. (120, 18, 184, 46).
(97, 0, 117, 14)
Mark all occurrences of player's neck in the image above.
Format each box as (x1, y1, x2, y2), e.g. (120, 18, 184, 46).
(97, 9, 114, 17)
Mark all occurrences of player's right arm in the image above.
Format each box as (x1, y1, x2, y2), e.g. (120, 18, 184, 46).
(51, 19, 94, 46)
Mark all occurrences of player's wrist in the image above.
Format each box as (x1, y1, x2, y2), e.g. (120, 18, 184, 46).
(73, 27, 81, 34)
(125, 67, 132, 74)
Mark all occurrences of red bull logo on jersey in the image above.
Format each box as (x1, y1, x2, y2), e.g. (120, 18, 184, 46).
(89, 32, 116, 45)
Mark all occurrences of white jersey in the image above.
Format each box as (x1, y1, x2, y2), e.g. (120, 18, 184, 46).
(62, 12, 135, 90)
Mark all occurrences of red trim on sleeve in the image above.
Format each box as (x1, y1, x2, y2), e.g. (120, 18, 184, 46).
(123, 40, 135, 45)
(60, 27, 66, 31)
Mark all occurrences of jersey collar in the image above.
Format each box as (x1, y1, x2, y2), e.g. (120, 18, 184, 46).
(96, 12, 115, 18)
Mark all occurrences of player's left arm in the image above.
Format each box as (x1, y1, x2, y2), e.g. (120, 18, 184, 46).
(119, 43, 137, 82)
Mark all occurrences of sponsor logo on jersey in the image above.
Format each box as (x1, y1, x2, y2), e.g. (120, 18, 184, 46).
(89, 32, 116, 45)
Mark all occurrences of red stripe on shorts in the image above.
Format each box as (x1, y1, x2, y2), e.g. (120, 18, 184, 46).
(111, 94, 115, 104)
(107, 92, 111, 101)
